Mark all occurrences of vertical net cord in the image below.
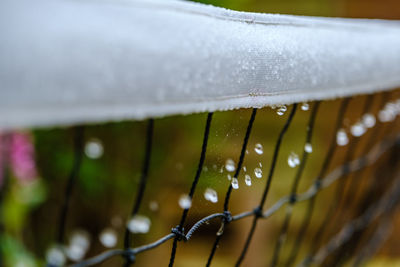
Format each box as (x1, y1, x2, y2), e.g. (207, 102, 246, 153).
(206, 108, 257, 267)
(304, 95, 374, 265)
(168, 112, 213, 267)
(55, 126, 84, 248)
(284, 98, 350, 267)
(123, 119, 154, 266)
(330, 93, 397, 266)
(342, 93, 389, 213)
(327, 94, 374, 225)
(269, 102, 320, 267)
(308, 124, 400, 267)
(235, 104, 297, 267)
(309, 160, 400, 267)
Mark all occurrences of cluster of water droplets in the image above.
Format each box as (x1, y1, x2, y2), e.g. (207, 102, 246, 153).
(336, 111, 379, 146)
(336, 129, 349, 146)
(127, 214, 151, 234)
(362, 113, 376, 128)
(65, 230, 91, 261)
(276, 105, 287, 116)
(46, 245, 67, 266)
(378, 99, 400, 122)
(288, 152, 300, 168)
(46, 230, 92, 265)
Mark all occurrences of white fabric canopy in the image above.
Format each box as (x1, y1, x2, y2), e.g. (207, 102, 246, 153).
(1, 0, 400, 129)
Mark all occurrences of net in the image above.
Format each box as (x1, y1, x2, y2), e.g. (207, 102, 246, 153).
(0, 0, 400, 267)
(1, 92, 400, 267)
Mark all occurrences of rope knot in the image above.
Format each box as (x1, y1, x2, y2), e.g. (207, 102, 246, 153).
(314, 180, 322, 190)
(171, 226, 187, 242)
(289, 194, 297, 204)
(253, 206, 263, 218)
(223, 211, 233, 223)
(123, 250, 136, 265)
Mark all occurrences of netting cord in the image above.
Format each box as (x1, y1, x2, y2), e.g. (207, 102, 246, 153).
(304, 157, 400, 267)
(235, 104, 297, 267)
(206, 108, 257, 267)
(303, 95, 373, 266)
(328, 93, 398, 265)
(353, 213, 394, 266)
(343, 92, 390, 212)
(269, 101, 320, 267)
(284, 98, 350, 266)
(55, 126, 84, 248)
(67, 132, 399, 267)
(323, 94, 388, 264)
(168, 112, 213, 267)
(123, 119, 154, 266)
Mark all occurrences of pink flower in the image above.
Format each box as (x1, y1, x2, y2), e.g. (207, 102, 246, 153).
(10, 133, 37, 182)
(0, 132, 38, 187)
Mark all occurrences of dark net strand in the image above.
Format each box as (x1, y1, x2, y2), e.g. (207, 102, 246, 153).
(33, 91, 400, 267)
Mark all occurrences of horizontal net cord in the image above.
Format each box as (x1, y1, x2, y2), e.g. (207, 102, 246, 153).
(1, 0, 400, 129)
(67, 133, 400, 267)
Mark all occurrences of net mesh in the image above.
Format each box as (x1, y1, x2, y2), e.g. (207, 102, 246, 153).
(1, 90, 400, 267)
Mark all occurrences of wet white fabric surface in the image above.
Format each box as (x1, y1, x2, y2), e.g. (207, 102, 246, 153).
(1, 0, 400, 129)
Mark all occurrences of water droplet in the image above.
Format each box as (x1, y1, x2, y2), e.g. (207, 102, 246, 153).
(301, 103, 309, 111)
(99, 228, 118, 248)
(254, 168, 262, 178)
(277, 105, 287, 116)
(46, 246, 66, 266)
(69, 230, 90, 251)
(149, 201, 159, 211)
(204, 188, 218, 203)
(67, 230, 90, 261)
(336, 129, 349, 146)
(378, 109, 395, 122)
(350, 122, 366, 137)
(84, 138, 103, 159)
(231, 177, 239, 189)
(245, 175, 252, 186)
(362, 113, 376, 128)
(254, 143, 264, 154)
(203, 166, 208, 172)
(127, 215, 151, 233)
(304, 143, 313, 153)
(288, 152, 300, 168)
(227, 174, 232, 181)
(243, 166, 247, 172)
(178, 194, 192, 209)
(66, 244, 86, 262)
(225, 159, 236, 172)
(259, 162, 262, 167)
